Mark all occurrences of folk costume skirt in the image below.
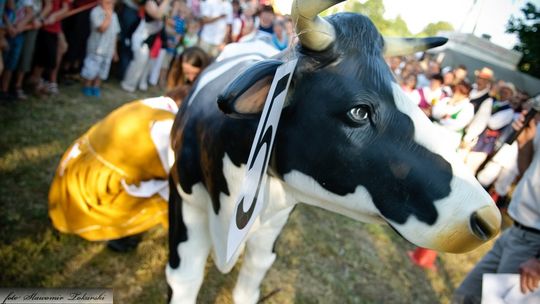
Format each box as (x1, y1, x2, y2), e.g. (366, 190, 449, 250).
(48, 98, 177, 241)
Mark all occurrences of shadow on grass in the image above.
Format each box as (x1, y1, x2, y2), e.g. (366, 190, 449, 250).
(0, 155, 61, 243)
(265, 205, 445, 303)
(0, 229, 97, 286)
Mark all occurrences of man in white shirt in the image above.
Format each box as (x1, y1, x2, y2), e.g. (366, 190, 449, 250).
(453, 104, 540, 304)
(199, 0, 233, 58)
(461, 68, 496, 149)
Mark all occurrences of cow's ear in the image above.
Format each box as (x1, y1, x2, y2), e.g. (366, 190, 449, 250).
(218, 59, 283, 118)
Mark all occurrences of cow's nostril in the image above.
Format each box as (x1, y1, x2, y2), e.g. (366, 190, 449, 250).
(469, 206, 501, 241)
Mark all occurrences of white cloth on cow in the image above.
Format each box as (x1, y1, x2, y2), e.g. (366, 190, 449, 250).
(216, 40, 279, 62)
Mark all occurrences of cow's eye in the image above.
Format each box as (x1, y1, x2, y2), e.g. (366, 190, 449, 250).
(347, 106, 370, 124)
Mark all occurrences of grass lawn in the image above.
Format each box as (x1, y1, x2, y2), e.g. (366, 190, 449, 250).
(0, 81, 502, 303)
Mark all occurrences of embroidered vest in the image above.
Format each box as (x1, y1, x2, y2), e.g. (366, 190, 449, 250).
(470, 92, 491, 113)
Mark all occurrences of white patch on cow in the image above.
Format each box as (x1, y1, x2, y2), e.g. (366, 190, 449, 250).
(283, 164, 498, 253)
(218, 154, 294, 304)
(166, 183, 212, 304)
(282, 170, 384, 224)
(168, 154, 294, 304)
(390, 83, 500, 252)
(216, 40, 279, 62)
(391, 83, 487, 192)
(392, 83, 450, 154)
(188, 55, 267, 106)
(210, 154, 295, 273)
(385, 172, 496, 251)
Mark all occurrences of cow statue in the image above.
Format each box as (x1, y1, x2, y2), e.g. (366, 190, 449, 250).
(167, 0, 501, 303)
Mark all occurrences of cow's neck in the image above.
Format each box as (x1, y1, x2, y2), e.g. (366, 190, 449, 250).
(282, 170, 384, 224)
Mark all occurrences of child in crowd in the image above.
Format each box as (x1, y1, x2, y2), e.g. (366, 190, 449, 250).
(432, 80, 474, 151)
(81, 0, 120, 97)
(13, 0, 42, 100)
(29, 0, 70, 96)
(271, 17, 288, 50)
(158, 0, 186, 87)
(0, 0, 35, 100)
(182, 17, 200, 49)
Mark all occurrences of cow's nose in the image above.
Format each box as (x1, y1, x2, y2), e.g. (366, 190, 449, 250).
(469, 206, 501, 241)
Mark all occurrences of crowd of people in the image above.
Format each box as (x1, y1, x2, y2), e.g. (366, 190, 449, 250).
(0, 0, 294, 101)
(390, 55, 533, 206)
(391, 54, 540, 302)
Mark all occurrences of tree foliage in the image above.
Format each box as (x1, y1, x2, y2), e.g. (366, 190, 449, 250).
(418, 21, 454, 37)
(322, 0, 454, 38)
(506, 2, 540, 78)
(323, 0, 412, 36)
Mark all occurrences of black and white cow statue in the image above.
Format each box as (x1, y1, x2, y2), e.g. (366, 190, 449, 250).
(167, 0, 501, 302)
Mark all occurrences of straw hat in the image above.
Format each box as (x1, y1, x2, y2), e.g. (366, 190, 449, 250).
(474, 67, 494, 81)
(500, 82, 516, 97)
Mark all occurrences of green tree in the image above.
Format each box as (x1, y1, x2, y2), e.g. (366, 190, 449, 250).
(385, 15, 412, 37)
(506, 2, 540, 78)
(334, 0, 412, 36)
(418, 21, 454, 37)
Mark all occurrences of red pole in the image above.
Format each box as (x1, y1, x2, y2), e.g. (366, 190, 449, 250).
(23, 1, 98, 31)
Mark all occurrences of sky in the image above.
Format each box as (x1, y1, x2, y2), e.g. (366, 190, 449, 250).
(274, 0, 537, 50)
(382, 0, 532, 50)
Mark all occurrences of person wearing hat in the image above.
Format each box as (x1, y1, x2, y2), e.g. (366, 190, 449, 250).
(432, 80, 475, 151)
(463, 81, 517, 173)
(470, 67, 495, 112)
(460, 67, 496, 163)
(416, 73, 447, 119)
(452, 64, 469, 85)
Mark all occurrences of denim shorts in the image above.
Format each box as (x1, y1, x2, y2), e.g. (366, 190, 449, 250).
(4, 33, 24, 71)
(81, 53, 113, 81)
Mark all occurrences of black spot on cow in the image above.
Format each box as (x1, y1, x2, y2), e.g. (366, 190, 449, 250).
(168, 175, 187, 269)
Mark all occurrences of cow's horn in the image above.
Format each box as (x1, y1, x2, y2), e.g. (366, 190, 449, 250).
(384, 37, 448, 56)
(292, 0, 344, 51)
(383, 37, 448, 56)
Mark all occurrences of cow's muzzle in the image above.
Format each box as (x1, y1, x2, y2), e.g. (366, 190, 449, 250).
(436, 204, 501, 253)
(469, 206, 500, 241)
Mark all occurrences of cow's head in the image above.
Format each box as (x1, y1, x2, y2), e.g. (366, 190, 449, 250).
(218, 0, 500, 253)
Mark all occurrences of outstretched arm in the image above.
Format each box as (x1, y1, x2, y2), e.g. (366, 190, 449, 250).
(145, 0, 172, 20)
(512, 111, 538, 175)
